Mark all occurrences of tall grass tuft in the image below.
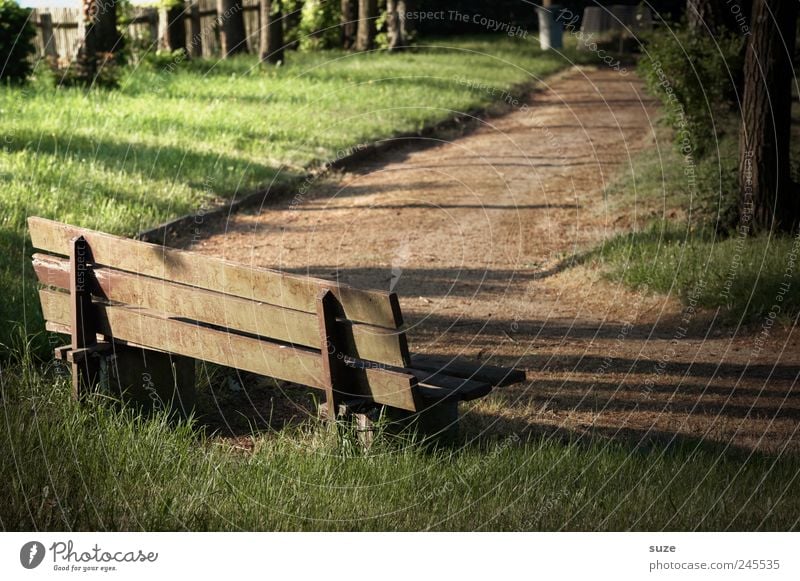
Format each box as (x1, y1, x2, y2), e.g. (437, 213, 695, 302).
(2, 346, 798, 531)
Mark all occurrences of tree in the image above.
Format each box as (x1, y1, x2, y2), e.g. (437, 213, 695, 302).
(76, 0, 121, 83)
(284, 0, 302, 49)
(94, 0, 121, 53)
(162, 2, 187, 53)
(217, 0, 248, 56)
(686, 0, 752, 34)
(355, 0, 376, 51)
(386, 0, 404, 51)
(686, 0, 719, 33)
(260, 0, 284, 64)
(0, 0, 36, 83)
(738, 0, 799, 232)
(341, 0, 357, 49)
(397, 0, 413, 42)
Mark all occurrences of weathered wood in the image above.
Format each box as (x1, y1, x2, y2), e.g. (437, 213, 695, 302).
(408, 368, 492, 401)
(39, 288, 419, 411)
(39, 13, 58, 59)
(55, 342, 111, 364)
(410, 354, 526, 387)
(107, 344, 196, 417)
(69, 237, 99, 399)
(317, 289, 348, 418)
(32, 253, 410, 367)
(29, 217, 402, 328)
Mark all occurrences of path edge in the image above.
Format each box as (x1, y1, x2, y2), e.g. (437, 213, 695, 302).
(136, 66, 581, 244)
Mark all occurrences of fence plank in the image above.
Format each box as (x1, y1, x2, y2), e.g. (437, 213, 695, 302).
(39, 13, 58, 59)
(30, 0, 265, 60)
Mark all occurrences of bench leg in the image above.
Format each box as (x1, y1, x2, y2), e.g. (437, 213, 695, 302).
(326, 397, 461, 448)
(385, 397, 461, 446)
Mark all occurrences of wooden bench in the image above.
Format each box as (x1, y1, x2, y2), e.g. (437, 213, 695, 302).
(29, 217, 525, 440)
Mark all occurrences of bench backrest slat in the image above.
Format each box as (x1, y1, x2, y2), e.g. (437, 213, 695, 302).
(38, 288, 418, 411)
(29, 217, 404, 329)
(32, 253, 410, 368)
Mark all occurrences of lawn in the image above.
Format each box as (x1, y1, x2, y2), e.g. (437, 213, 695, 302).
(590, 116, 800, 325)
(0, 36, 573, 354)
(2, 364, 798, 531)
(2, 36, 798, 532)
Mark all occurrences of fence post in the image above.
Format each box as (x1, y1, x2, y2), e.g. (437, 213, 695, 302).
(39, 12, 58, 60)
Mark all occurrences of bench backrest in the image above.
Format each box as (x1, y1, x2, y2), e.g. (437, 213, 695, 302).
(29, 217, 419, 412)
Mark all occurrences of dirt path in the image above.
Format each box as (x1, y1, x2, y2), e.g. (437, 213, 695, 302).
(181, 67, 800, 454)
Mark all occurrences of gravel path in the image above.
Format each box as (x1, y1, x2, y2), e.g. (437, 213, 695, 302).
(180, 67, 800, 453)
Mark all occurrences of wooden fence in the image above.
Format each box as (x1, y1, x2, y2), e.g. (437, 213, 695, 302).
(30, 0, 263, 62)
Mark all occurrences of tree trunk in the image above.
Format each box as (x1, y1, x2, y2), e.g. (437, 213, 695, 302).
(686, 0, 718, 33)
(77, 0, 121, 82)
(217, 0, 248, 56)
(341, 0, 357, 49)
(386, 0, 403, 51)
(687, 0, 753, 34)
(739, 0, 799, 232)
(260, 0, 284, 64)
(92, 0, 120, 54)
(397, 0, 412, 41)
(284, 0, 302, 50)
(76, 0, 97, 82)
(355, 0, 377, 51)
(164, 3, 187, 53)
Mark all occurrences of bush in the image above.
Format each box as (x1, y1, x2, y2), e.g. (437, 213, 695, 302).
(0, 0, 36, 84)
(299, 0, 340, 50)
(638, 29, 744, 158)
(281, 0, 303, 49)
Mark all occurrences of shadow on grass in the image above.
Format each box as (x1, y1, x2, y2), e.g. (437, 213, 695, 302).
(3, 129, 279, 191)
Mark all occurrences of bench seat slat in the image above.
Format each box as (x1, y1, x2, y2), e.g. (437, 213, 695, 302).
(32, 253, 410, 368)
(410, 354, 526, 387)
(407, 368, 493, 401)
(38, 288, 419, 412)
(28, 217, 403, 328)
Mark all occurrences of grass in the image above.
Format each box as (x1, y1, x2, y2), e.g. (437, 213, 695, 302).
(3, 36, 798, 532)
(2, 351, 798, 531)
(593, 112, 800, 324)
(585, 222, 800, 324)
(601, 122, 740, 229)
(0, 36, 577, 354)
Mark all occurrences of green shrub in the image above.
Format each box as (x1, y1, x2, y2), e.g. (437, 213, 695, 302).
(0, 0, 36, 84)
(638, 29, 744, 158)
(299, 0, 340, 50)
(281, 0, 303, 49)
